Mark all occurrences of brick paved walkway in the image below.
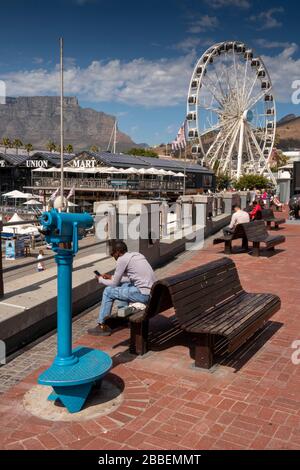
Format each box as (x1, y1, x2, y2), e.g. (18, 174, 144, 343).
(1, 217, 300, 450)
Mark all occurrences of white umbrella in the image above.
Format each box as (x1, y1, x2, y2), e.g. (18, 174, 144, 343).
(80, 200, 93, 206)
(23, 199, 42, 205)
(158, 169, 168, 176)
(145, 167, 160, 175)
(137, 168, 147, 175)
(166, 170, 177, 176)
(2, 190, 28, 198)
(67, 201, 78, 207)
(8, 213, 25, 223)
(3, 213, 40, 235)
(97, 166, 120, 174)
(174, 172, 185, 177)
(123, 167, 139, 174)
(32, 167, 53, 172)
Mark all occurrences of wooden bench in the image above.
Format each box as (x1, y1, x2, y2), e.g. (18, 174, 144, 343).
(213, 224, 248, 254)
(129, 258, 280, 369)
(261, 208, 285, 229)
(242, 220, 285, 257)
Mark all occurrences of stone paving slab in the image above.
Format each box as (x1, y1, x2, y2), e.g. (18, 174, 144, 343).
(0, 213, 300, 450)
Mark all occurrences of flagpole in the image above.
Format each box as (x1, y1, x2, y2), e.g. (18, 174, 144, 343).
(183, 146, 187, 196)
(60, 37, 64, 209)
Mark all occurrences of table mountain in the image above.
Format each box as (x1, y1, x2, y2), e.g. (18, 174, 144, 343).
(0, 96, 137, 152)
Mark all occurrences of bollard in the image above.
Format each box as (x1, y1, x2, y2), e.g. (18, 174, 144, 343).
(37, 209, 112, 413)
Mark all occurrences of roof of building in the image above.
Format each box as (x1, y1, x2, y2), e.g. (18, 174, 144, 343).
(31, 152, 75, 166)
(0, 151, 75, 167)
(0, 152, 29, 166)
(74, 151, 213, 174)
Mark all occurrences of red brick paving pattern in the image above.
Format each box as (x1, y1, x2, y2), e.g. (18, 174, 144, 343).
(1, 215, 300, 450)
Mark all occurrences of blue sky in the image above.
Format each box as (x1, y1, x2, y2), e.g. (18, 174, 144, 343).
(0, 0, 299, 145)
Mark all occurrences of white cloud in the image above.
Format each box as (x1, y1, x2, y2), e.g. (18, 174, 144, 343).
(262, 44, 300, 104)
(250, 8, 284, 30)
(1, 45, 299, 109)
(188, 15, 219, 34)
(256, 38, 295, 49)
(173, 37, 214, 52)
(206, 0, 250, 8)
(32, 57, 44, 65)
(2, 54, 195, 108)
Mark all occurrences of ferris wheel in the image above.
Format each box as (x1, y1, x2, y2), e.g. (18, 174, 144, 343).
(186, 41, 276, 183)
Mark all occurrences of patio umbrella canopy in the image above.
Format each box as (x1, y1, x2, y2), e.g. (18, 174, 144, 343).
(2, 190, 30, 199)
(23, 199, 42, 205)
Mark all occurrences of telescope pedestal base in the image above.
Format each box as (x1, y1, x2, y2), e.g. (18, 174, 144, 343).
(38, 346, 112, 413)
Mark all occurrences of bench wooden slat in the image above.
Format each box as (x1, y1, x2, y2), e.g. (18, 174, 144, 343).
(177, 285, 244, 327)
(183, 293, 260, 331)
(171, 268, 241, 304)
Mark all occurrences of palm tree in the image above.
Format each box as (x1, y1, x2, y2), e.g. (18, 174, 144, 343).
(66, 144, 73, 154)
(13, 138, 23, 155)
(46, 141, 57, 152)
(1, 137, 11, 155)
(90, 145, 99, 153)
(24, 143, 33, 156)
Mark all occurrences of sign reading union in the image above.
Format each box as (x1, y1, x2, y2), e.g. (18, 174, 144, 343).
(26, 160, 48, 168)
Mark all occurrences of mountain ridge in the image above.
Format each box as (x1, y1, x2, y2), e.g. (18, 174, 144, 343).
(0, 96, 138, 152)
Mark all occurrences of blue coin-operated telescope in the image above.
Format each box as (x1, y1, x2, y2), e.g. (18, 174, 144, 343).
(38, 209, 112, 413)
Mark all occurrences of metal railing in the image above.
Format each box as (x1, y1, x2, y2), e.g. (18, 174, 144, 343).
(31, 177, 184, 191)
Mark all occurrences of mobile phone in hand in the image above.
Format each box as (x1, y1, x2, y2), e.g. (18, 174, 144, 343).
(94, 270, 101, 277)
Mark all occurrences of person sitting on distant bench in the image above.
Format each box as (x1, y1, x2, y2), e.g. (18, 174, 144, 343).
(223, 204, 250, 236)
(88, 240, 156, 336)
(249, 200, 262, 220)
(272, 195, 283, 211)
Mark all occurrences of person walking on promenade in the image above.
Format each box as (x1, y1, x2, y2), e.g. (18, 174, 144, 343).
(37, 249, 45, 272)
(88, 240, 156, 336)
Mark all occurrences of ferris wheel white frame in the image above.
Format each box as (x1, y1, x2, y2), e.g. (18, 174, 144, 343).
(186, 41, 277, 184)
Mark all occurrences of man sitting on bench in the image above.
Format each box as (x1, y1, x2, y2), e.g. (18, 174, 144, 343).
(223, 204, 250, 236)
(88, 240, 156, 336)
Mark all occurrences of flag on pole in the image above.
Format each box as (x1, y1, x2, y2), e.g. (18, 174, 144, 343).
(49, 187, 59, 201)
(171, 121, 187, 151)
(66, 185, 75, 200)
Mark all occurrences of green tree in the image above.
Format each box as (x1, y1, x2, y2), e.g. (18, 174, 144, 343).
(90, 145, 99, 153)
(126, 147, 158, 158)
(269, 149, 289, 171)
(24, 143, 33, 156)
(65, 144, 74, 154)
(47, 141, 57, 152)
(216, 172, 232, 190)
(13, 138, 23, 155)
(234, 174, 270, 191)
(1, 137, 11, 155)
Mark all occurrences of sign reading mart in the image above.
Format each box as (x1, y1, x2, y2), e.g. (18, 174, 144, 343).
(71, 159, 96, 168)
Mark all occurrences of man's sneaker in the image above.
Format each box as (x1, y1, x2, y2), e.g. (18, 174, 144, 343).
(87, 324, 112, 336)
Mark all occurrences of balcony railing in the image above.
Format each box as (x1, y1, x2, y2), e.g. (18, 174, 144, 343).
(31, 177, 184, 191)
